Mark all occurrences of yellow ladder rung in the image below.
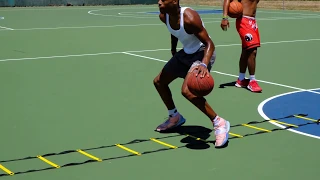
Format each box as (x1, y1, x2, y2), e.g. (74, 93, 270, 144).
(185, 134, 208, 142)
(270, 120, 298, 128)
(0, 164, 14, 176)
(242, 124, 272, 132)
(115, 144, 141, 156)
(77, 149, 102, 161)
(294, 115, 318, 122)
(37, 156, 60, 168)
(150, 138, 177, 149)
(229, 132, 243, 138)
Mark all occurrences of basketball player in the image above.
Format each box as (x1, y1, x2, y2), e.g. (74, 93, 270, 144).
(220, 0, 263, 92)
(153, 0, 230, 147)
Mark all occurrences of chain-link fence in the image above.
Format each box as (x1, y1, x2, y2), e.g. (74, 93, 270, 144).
(0, 0, 319, 11)
(0, 0, 156, 7)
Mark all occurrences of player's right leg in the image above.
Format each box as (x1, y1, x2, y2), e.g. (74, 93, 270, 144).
(182, 68, 230, 147)
(245, 47, 262, 92)
(180, 50, 230, 147)
(153, 51, 186, 132)
(235, 50, 250, 88)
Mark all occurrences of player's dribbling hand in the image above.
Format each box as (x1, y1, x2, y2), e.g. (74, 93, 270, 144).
(220, 19, 229, 31)
(196, 64, 209, 78)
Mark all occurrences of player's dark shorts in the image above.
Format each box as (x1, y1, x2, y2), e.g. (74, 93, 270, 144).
(162, 45, 216, 78)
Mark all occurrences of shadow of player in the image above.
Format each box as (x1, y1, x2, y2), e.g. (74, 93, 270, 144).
(219, 81, 236, 88)
(219, 81, 261, 93)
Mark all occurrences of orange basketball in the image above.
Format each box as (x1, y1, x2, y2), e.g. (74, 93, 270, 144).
(228, 0, 243, 18)
(187, 70, 214, 97)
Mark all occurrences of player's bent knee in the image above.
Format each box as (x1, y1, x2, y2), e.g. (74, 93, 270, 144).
(153, 69, 177, 87)
(153, 74, 168, 87)
(153, 75, 161, 87)
(181, 86, 193, 99)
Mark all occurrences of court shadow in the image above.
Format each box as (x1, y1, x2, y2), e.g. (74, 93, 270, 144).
(178, 126, 212, 150)
(219, 81, 262, 93)
(219, 81, 236, 88)
(157, 125, 229, 150)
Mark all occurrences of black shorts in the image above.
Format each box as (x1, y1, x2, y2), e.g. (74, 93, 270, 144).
(163, 46, 216, 78)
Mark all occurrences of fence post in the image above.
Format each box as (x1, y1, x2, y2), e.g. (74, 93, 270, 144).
(8, 0, 15, 7)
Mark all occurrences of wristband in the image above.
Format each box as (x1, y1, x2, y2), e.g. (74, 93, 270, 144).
(200, 62, 207, 68)
(222, 15, 228, 20)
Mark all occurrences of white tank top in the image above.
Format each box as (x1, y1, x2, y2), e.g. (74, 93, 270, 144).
(166, 7, 204, 54)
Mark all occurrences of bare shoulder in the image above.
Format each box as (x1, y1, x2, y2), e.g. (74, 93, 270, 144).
(183, 8, 204, 33)
(183, 8, 202, 26)
(159, 13, 166, 24)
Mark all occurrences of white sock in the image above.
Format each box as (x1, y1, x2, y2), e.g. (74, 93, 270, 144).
(250, 75, 256, 81)
(239, 73, 245, 81)
(168, 108, 178, 117)
(211, 115, 220, 125)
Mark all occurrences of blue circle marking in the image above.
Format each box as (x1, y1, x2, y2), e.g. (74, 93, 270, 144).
(258, 89, 320, 139)
(146, 9, 222, 15)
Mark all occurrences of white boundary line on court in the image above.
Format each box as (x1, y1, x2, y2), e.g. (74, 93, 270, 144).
(1, 38, 320, 62)
(129, 10, 320, 16)
(124, 51, 320, 140)
(0, 24, 162, 31)
(0, 26, 14, 30)
(121, 52, 320, 95)
(115, 11, 320, 20)
(88, 8, 320, 19)
(0, 7, 318, 31)
(1, 15, 319, 31)
(257, 88, 320, 140)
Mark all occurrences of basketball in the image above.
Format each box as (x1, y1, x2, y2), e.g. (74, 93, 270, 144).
(228, 0, 243, 18)
(187, 70, 214, 97)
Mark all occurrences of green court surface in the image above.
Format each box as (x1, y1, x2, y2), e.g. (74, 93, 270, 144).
(0, 4, 320, 180)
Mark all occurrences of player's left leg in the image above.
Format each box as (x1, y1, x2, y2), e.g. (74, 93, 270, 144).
(246, 47, 262, 92)
(154, 50, 188, 132)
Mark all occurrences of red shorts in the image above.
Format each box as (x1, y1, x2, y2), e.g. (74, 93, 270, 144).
(236, 16, 260, 49)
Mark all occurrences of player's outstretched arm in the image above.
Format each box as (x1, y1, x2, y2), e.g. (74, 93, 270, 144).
(221, 0, 230, 31)
(184, 9, 214, 67)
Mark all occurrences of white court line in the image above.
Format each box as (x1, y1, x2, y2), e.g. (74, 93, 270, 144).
(116, 9, 320, 17)
(122, 52, 320, 95)
(0, 24, 162, 31)
(1, 15, 318, 31)
(257, 88, 320, 140)
(115, 12, 320, 21)
(1, 38, 320, 62)
(0, 26, 14, 30)
(89, 8, 320, 20)
(0, 11, 318, 31)
(0, 51, 125, 62)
